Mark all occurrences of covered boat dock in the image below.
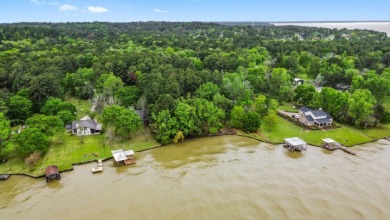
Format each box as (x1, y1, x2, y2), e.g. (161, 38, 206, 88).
(283, 137, 307, 152)
(45, 165, 61, 183)
(0, 174, 10, 180)
(111, 149, 136, 166)
(320, 138, 356, 155)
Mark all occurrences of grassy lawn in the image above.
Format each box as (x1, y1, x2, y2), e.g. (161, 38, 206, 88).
(64, 96, 92, 119)
(0, 129, 160, 177)
(240, 116, 383, 147)
(277, 102, 299, 113)
(346, 124, 390, 140)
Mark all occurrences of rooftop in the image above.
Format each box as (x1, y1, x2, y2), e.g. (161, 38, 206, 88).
(111, 149, 128, 162)
(299, 106, 312, 113)
(71, 119, 102, 130)
(111, 149, 134, 162)
(284, 137, 306, 146)
(322, 138, 335, 143)
(311, 110, 329, 117)
(45, 165, 59, 176)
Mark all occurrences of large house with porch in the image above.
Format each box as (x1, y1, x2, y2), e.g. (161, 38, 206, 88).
(66, 118, 102, 136)
(298, 106, 333, 127)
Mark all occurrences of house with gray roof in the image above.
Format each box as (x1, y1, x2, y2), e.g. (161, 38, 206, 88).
(66, 119, 102, 136)
(298, 107, 333, 127)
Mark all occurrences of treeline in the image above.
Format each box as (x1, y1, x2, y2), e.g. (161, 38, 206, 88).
(0, 22, 390, 159)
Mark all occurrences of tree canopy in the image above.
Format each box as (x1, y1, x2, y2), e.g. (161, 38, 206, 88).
(15, 128, 50, 157)
(0, 21, 389, 148)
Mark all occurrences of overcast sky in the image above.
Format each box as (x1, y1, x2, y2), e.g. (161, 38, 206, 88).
(1, 0, 389, 23)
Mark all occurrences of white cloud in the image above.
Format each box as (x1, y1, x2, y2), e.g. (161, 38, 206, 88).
(59, 4, 78, 11)
(31, 0, 60, 6)
(87, 6, 108, 13)
(31, 0, 45, 4)
(154, 9, 168, 13)
(48, 1, 60, 6)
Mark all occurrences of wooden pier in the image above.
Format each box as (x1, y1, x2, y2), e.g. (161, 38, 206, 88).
(321, 138, 356, 155)
(339, 146, 357, 155)
(92, 159, 103, 173)
(92, 166, 103, 173)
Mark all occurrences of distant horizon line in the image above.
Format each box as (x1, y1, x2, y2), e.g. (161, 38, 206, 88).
(268, 20, 390, 23)
(1, 20, 390, 24)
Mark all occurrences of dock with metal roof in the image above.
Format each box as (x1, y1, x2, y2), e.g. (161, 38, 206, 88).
(283, 137, 307, 152)
(112, 149, 136, 166)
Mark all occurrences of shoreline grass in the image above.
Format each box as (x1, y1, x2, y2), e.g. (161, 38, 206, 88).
(1, 115, 389, 177)
(0, 130, 160, 177)
(239, 115, 389, 147)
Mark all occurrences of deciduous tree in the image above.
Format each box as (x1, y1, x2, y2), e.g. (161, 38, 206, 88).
(263, 110, 278, 130)
(348, 89, 376, 127)
(0, 113, 11, 162)
(243, 111, 261, 132)
(152, 110, 179, 145)
(15, 128, 49, 157)
(268, 68, 291, 101)
(293, 84, 316, 106)
(195, 82, 220, 101)
(8, 95, 32, 125)
(230, 106, 245, 129)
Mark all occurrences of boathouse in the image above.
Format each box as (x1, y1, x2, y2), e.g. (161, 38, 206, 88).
(111, 149, 135, 166)
(283, 137, 307, 152)
(321, 138, 338, 150)
(0, 174, 10, 180)
(320, 138, 356, 155)
(45, 165, 61, 183)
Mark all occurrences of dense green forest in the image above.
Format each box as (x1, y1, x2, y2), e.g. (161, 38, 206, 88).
(1, 22, 390, 162)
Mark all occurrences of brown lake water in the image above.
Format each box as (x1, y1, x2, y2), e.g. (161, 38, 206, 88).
(273, 22, 390, 36)
(1, 136, 390, 219)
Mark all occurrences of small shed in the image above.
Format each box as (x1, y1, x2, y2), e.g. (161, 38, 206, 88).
(45, 165, 61, 183)
(112, 149, 136, 166)
(283, 137, 307, 152)
(293, 78, 304, 86)
(322, 138, 336, 147)
(321, 138, 340, 150)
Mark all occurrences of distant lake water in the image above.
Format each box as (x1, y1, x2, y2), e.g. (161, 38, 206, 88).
(273, 22, 390, 36)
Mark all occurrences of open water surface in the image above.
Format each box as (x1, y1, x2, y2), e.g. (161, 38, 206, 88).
(1, 136, 390, 219)
(273, 22, 390, 36)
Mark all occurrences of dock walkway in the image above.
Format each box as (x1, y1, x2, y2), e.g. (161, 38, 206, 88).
(321, 140, 356, 156)
(339, 146, 357, 155)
